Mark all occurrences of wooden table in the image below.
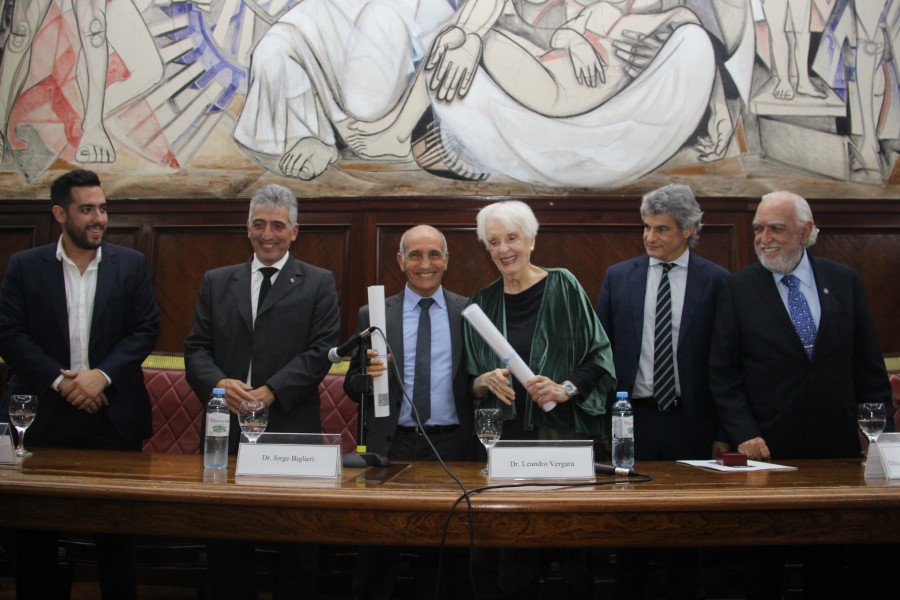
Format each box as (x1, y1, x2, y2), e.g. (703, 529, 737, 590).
(1, 449, 899, 548)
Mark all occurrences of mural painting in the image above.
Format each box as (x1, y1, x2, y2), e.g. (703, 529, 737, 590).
(0, 0, 898, 197)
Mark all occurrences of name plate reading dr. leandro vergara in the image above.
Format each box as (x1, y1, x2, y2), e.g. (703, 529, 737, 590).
(488, 440, 594, 479)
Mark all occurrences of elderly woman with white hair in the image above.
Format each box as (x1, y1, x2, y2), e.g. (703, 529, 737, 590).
(465, 200, 616, 443)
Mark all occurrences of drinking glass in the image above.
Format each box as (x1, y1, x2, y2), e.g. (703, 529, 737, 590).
(238, 400, 269, 443)
(474, 408, 503, 475)
(8, 395, 37, 458)
(858, 402, 886, 463)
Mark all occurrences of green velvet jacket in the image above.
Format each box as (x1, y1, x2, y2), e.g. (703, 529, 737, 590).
(463, 268, 616, 437)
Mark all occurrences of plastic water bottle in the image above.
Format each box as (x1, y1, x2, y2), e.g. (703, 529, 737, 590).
(204, 387, 230, 469)
(611, 391, 635, 469)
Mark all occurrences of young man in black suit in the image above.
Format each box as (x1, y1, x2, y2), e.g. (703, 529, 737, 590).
(0, 168, 160, 599)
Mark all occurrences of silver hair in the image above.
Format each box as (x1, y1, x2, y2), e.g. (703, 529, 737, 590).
(248, 184, 298, 226)
(399, 225, 448, 256)
(476, 201, 539, 247)
(640, 184, 703, 248)
(760, 191, 819, 247)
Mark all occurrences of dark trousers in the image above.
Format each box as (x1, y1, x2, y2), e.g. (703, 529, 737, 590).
(206, 540, 318, 600)
(16, 401, 140, 600)
(353, 427, 468, 600)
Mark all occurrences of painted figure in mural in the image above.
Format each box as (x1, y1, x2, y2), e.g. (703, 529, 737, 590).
(233, 0, 458, 181)
(811, 0, 900, 178)
(761, 0, 826, 100)
(346, 0, 716, 186)
(347, 0, 704, 148)
(0, 0, 161, 167)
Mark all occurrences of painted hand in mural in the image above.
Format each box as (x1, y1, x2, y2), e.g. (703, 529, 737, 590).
(612, 26, 674, 79)
(552, 28, 607, 87)
(426, 25, 484, 102)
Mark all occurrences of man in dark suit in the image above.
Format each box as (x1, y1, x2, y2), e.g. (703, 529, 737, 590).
(595, 184, 728, 599)
(185, 183, 340, 600)
(343, 224, 474, 599)
(710, 190, 893, 597)
(596, 184, 730, 461)
(0, 168, 159, 599)
(344, 224, 473, 461)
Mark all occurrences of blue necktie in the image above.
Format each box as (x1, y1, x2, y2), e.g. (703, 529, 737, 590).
(412, 298, 435, 423)
(781, 274, 816, 358)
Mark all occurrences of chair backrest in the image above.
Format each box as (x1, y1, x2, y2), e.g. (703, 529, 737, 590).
(142, 367, 204, 454)
(890, 373, 900, 432)
(141, 362, 358, 455)
(319, 374, 359, 454)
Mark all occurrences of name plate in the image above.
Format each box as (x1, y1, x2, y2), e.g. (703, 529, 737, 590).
(0, 424, 14, 464)
(865, 433, 900, 479)
(236, 433, 341, 478)
(488, 440, 594, 479)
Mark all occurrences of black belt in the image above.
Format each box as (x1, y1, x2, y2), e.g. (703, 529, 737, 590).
(396, 424, 460, 436)
(631, 397, 682, 411)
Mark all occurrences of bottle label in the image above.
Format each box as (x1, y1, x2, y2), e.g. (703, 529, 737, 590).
(612, 415, 634, 439)
(207, 412, 230, 437)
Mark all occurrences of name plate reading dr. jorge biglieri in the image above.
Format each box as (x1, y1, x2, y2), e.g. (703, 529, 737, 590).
(488, 440, 594, 479)
(236, 433, 341, 478)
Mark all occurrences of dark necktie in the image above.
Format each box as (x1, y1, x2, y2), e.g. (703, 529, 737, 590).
(258, 267, 278, 309)
(781, 274, 817, 358)
(412, 297, 435, 424)
(654, 263, 677, 410)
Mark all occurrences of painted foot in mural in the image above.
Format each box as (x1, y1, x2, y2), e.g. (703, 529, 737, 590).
(412, 120, 488, 182)
(772, 77, 795, 100)
(340, 119, 412, 160)
(279, 138, 339, 180)
(796, 78, 826, 99)
(76, 126, 116, 163)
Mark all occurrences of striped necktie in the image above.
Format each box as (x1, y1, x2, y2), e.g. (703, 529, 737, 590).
(654, 263, 677, 410)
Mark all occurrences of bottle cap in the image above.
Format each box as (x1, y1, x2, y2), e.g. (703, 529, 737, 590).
(212, 387, 225, 395)
(616, 391, 628, 399)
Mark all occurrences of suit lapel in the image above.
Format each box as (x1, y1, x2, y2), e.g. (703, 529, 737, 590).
(446, 292, 464, 378)
(627, 257, 649, 340)
(257, 257, 302, 319)
(385, 294, 404, 376)
(90, 245, 113, 351)
(41, 247, 70, 344)
(232, 262, 253, 332)
(679, 253, 704, 346)
(808, 256, 833, 351)
(751, 263, 806, 356)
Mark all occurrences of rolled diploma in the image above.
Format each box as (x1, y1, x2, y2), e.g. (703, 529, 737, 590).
(461, 303, 556, 412)
(368, 285, 390, 418)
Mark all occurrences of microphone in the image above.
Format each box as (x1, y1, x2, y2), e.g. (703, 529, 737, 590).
(328, 326, 377, 363)
(594, 462, 639, 477)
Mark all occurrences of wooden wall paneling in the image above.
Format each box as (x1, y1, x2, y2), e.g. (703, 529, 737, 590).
(152, 224, 249, 353)
(810, 229, 900, 354)
(2, 197, 900, 354)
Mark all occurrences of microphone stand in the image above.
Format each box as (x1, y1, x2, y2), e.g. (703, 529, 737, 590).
(341, 334, 389, 468)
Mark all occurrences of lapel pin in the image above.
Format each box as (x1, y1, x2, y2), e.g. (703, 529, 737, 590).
(823, 288, 829, 294)
(290, 278, 295, 283)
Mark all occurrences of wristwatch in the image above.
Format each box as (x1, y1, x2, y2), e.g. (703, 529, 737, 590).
(562, 381, 577, 398)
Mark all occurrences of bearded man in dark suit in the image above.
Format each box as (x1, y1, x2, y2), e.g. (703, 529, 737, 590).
(710, 190, 892, 598)
(0, 168, 159, 599)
